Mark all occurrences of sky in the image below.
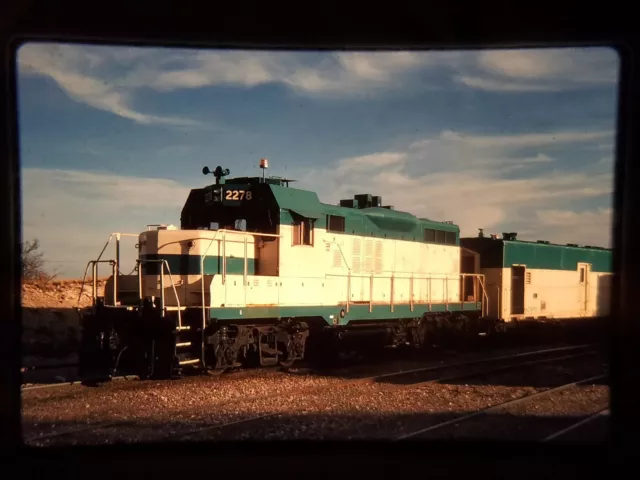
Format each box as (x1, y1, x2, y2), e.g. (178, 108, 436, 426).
(16, 42, 619, 278)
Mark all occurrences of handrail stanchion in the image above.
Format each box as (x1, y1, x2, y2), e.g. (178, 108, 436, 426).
(222, 231, 226, 285)
(115, 233, 121, 272)
(410, 275, 414, 312)
(161, 260, 182, 329)
(92, 261, 98, 306)
(346, 271, 351, 314)
(390, 275, 394, 313)
(160, 261, 165, 317)
(200, 238, 217, 367)
(137, 260, 143, 302)
(369, 274, 373, 313)
(112, 260, 117, 306)
(244, 236, 248, 305)
(445, 277, 448, 311)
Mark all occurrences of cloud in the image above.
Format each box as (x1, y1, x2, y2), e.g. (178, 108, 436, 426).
(132, 50, 431, 96)
(337, 152, 407, 173)
(18, 44, 436, 124)
(281, 52, 430, 94)
(294, 128, 614, 247)
(454, 75, 562, 92)
(456, 47, 618, 92)
(22, 168, 190, 277)
(18, 43, 205, 127)
(397, 128, 612, 177)
(533, 208, 613, 247)
(17, 43, 618, 126)
(411, 129, 612, 151)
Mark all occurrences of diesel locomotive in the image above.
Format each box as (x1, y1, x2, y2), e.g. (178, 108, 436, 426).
(77, 164, 612, 380)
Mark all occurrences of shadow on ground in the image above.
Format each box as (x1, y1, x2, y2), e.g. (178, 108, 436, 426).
(22, 307, 81, 359)
(22, 409, 610, 445)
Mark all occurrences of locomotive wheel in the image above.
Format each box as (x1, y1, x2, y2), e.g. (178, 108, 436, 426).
(278, 357, 296, 369)
(205, 366, 227, 376)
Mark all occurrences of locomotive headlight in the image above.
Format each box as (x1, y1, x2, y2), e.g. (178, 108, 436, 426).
(212, 188, 222, 202)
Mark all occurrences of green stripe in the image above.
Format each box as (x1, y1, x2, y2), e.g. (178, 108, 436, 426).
(503, 242, 612, 272)
(141, 254, 255, 275)
(209, 302, 482, 325)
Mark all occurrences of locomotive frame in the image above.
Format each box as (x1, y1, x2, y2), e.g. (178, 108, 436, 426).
(77, 166, 611, 380)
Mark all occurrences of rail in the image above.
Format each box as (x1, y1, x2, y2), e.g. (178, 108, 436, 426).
(325, 272, 488, 316)
(77, 232, 139, 308)
(137, 258, 183, 329)
(81, 231, 490, 329)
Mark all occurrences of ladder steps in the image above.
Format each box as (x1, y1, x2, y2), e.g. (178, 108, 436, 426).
(179, 358, 200, 366)
(176, 342, 192, 348)
(176, 326, 191, 331)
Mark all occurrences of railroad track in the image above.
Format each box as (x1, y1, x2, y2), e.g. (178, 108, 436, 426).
(23, 343, 600, 445)
(21, 363, 79, 373)
(20, 342, 593, 391)
(396, 374, 607, 440)
(542, 408, 610, 442)
(21, 375, 133, 392)
(159, 346, 601, 442)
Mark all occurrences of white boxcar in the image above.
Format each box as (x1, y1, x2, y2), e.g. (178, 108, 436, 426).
(461, 234, 612, 322)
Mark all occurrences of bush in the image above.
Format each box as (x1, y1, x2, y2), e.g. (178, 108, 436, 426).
(21, 238, 57, 282)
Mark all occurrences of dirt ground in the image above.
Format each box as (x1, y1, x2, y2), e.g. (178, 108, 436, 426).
(21, 279, 106, 363)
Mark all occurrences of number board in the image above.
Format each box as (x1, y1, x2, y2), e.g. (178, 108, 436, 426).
(204, 186, 222, 204)
(222, 185, 253, 205)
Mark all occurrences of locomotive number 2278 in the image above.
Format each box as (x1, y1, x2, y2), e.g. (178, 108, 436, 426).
(225, 189, 253, 201)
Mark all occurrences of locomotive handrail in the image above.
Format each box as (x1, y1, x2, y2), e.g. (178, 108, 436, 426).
(324, 272, 483, 281)
(81, 259, 117, 306)
(77, 232, 141, 308)
(95, 232, 139, 272)
(325, 272, 487, 315)
(137, 258, 183, 329)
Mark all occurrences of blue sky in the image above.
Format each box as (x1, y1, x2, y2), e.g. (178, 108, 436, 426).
(16, 43, 619, 278)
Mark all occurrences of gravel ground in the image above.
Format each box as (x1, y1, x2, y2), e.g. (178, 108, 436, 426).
(414, 384, 609, 441)
(176, 352, 608, 442)
(22, 346, 607, 445)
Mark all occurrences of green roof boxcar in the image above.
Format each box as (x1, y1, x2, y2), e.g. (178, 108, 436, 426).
(461, 233, 612, 321)
(460, 235, 612, 273)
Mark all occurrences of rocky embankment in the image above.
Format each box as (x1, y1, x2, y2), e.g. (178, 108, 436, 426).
(22, 279, 106, 362)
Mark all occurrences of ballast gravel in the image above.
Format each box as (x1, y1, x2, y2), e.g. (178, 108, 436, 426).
(22, 346, 608, 445)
